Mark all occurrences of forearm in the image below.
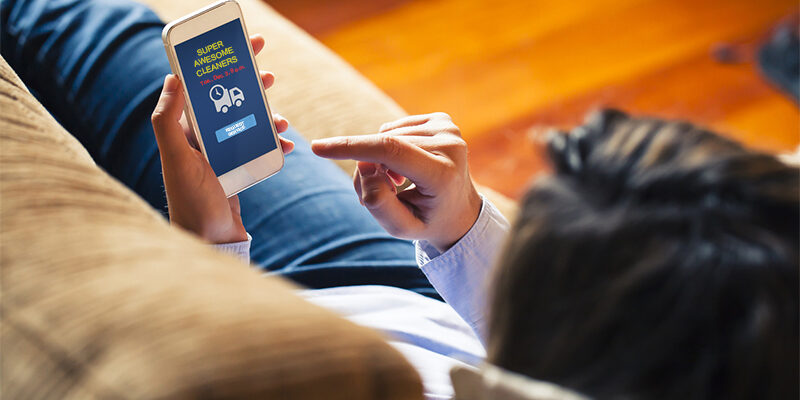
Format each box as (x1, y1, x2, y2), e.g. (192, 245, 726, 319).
(415, 196, 510, 343)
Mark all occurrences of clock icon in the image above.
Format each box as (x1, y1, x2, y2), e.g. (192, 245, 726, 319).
(210, 84, 225, 100)
(209, 84, 232, 113)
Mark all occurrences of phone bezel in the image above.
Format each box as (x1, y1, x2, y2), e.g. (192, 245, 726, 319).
(162, 0, 284, 197)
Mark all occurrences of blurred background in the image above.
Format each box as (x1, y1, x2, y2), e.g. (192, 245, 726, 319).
(269, 0, 799, 198)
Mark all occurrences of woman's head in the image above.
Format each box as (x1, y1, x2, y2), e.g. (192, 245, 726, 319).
(488, 110, 799, 399)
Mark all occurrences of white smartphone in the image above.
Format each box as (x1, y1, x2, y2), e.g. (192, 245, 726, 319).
(162, 0, 283, 197)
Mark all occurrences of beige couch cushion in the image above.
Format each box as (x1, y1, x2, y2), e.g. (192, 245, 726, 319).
(0, 56, 422, 398)
(140, 0, 517, 220)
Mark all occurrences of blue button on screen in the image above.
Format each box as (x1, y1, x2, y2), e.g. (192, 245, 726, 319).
(215, 113, 257, 143)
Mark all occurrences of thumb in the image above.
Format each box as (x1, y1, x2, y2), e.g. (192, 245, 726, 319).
(357, 162, 424, 238)
(151, 75, 191, 158)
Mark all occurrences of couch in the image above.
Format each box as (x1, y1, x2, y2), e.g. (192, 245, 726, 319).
(0, 0, 515, 398)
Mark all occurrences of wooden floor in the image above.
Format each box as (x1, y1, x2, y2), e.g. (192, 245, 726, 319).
(269, 0, 799, 198)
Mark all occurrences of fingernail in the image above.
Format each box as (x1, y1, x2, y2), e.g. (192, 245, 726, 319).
(358, 162, 377, 176)
(163, 75, 178, 93)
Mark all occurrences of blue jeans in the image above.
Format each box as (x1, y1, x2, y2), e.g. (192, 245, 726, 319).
(1, 0, 440, 299)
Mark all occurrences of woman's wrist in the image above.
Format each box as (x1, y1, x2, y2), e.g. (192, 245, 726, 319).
(430, 187, 483, 252)
(207, 222, 248, 244)
(172, 218, 247, 245)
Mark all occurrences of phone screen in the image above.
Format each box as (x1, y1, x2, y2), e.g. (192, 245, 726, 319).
(174, 18, 277, 177)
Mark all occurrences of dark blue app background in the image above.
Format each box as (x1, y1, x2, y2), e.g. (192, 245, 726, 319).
(175, 19, 277, 176)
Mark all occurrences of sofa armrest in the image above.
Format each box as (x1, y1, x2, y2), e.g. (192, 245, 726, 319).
(0, 55, 422, 399)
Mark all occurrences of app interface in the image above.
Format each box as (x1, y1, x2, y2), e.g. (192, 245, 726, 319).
(175, 19, 277, 176)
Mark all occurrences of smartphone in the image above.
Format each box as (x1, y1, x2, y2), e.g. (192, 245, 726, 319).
(162, 0, 283, 197)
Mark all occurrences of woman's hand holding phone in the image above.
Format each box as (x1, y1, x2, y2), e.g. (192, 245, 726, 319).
(311, 113, 482, 252)
(152, 35, 294, 244)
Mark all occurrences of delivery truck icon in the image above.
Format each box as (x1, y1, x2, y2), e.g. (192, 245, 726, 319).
(209, 84, 245, 113)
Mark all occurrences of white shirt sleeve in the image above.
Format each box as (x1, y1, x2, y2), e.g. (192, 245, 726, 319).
(414, 196, 511, 343)
(211, 233, 252, 263)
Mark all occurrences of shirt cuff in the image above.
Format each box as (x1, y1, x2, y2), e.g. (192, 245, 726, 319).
(413, 196, 510, 342)
(211, 233, 252, 263)
(415, 195, 509, 267)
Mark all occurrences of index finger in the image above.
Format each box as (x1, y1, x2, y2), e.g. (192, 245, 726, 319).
(311, 134, 443, 189)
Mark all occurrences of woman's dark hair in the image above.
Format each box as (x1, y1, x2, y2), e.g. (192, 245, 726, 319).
(488, 110, 799, 399)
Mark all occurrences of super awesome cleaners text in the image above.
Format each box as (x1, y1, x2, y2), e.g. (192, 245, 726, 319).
(194, 40, 238, 77)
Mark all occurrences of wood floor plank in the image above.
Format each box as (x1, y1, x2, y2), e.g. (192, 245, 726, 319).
(267, 0, 411, 36)
(316, 0, 795, 135)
